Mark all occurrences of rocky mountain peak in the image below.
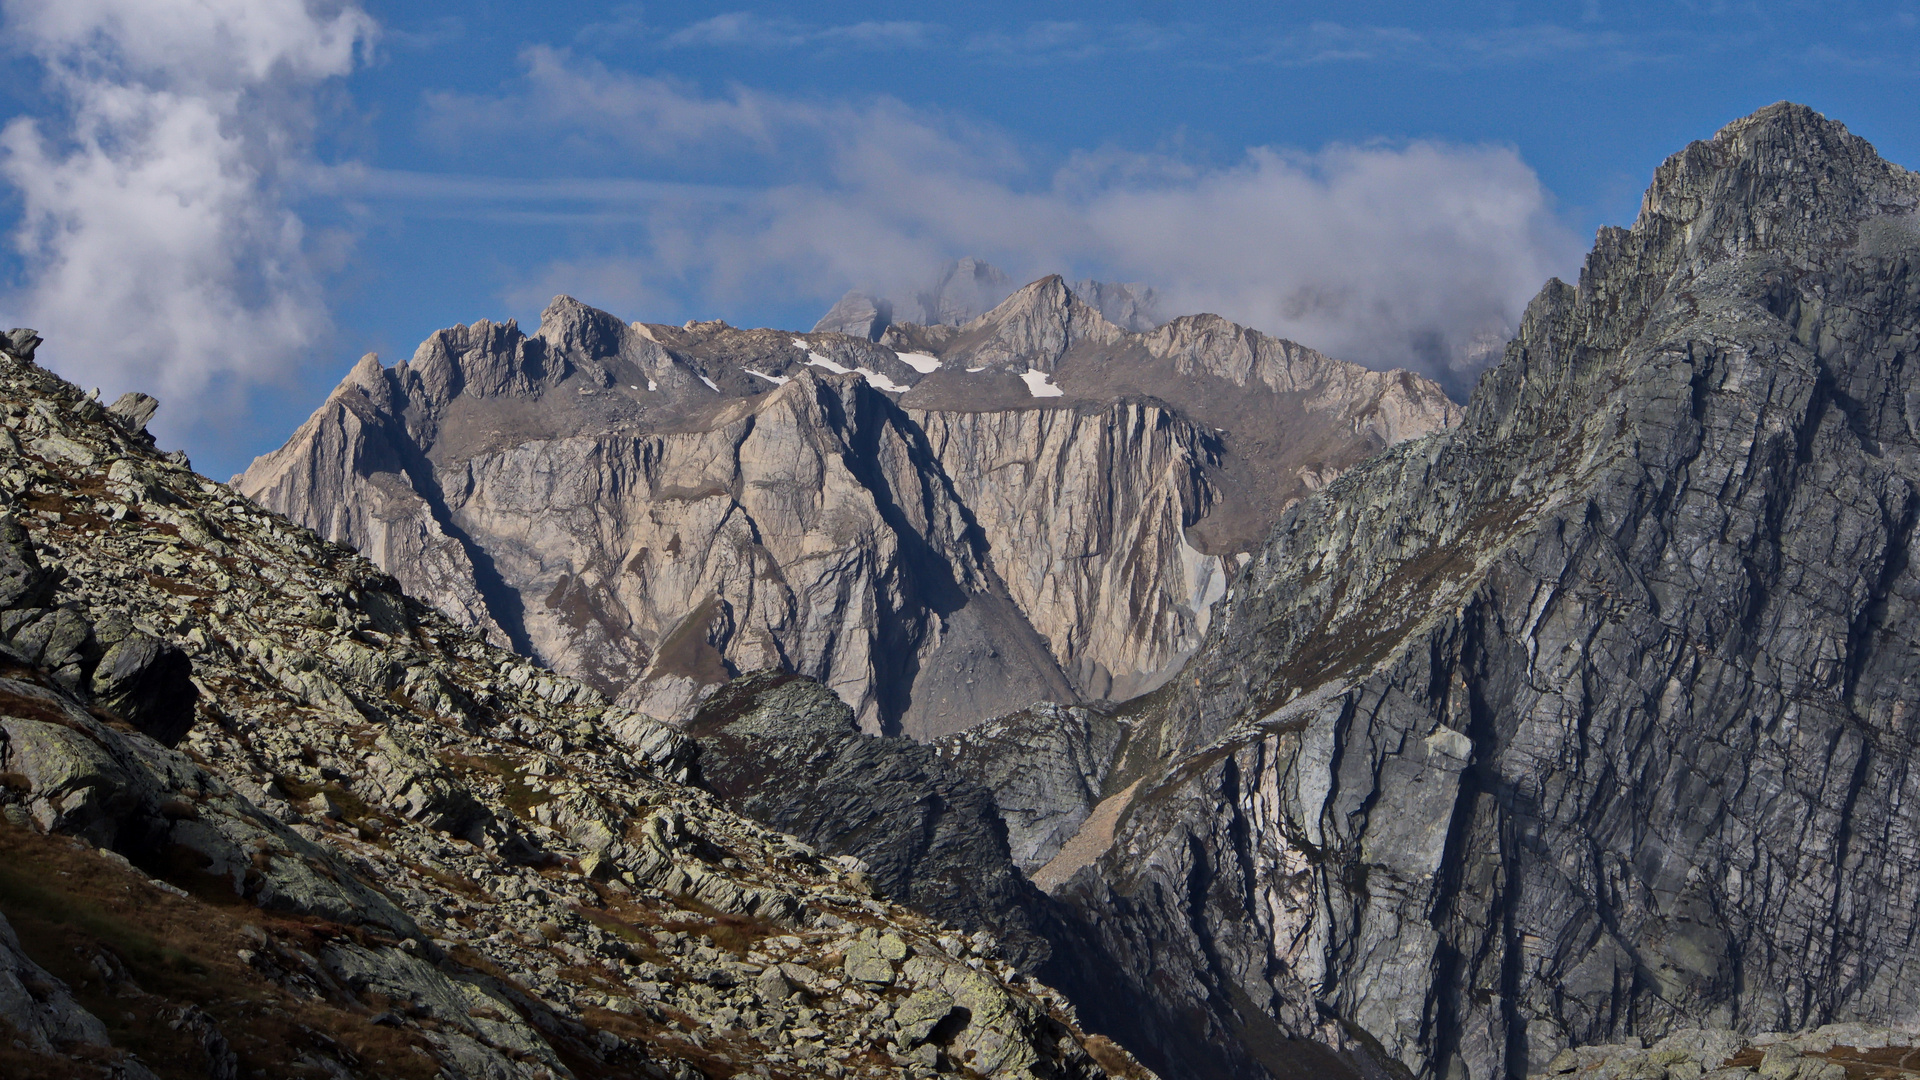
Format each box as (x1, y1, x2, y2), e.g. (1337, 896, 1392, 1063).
(1637, 102, 1905, 253)
(534, 292, 634, 362)
(815, 259, 1164, 341)
(918, 257, 1013, 325)
(938, 275, 1127, 371)
(243, 270, 1461, 736)
(1035, 101, 1920, 1080)
(336, 350, 399, 414)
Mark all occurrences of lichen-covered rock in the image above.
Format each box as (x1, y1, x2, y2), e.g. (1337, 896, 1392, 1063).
(0, 329, 1148, 1079)
(1531, 1026, 1920, 1080)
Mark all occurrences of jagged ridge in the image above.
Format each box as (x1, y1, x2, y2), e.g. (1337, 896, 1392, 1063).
(1042, 102, 1920, 1080)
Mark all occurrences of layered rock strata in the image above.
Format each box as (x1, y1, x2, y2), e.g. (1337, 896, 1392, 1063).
(1045, 103, 1920, 1080)
(239, 279, 1456, 736)
(0, 342, 1148, 1080)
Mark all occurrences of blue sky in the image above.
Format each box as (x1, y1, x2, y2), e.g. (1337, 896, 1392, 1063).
(0, 1, 1916, 479)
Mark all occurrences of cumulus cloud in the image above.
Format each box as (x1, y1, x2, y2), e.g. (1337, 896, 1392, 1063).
(422, 51, 1581, 390)
(0, 0, 375, 447)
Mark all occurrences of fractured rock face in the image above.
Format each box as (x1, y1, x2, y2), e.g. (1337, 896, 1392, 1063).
(240, 274, 1457, 736)
(688, 671, 1056, 968)
(931, 702, 1125, 873)
(1046, 102, 1920, 1080)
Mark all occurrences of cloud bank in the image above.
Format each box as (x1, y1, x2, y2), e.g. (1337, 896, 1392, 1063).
(0, 0, 374, 447)
(424, 50, 1582, 391)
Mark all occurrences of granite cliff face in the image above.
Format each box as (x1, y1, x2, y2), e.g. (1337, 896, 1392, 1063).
(239, 277, 1456, 737)
(1036, 103, 1920, 1080)
(0, 343, 1150, 1080)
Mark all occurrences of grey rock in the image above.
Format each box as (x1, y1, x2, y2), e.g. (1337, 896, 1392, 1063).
(842, 939, 895, 985)
(89, 612, 198, 747)
(1049, 103, 1920, 1080)
(0, 674, 415, 934)
(689, 671, 1056, 967)
(0, 910, 110, 1051)
(813, 291, 893, 340)
(913, 257, 1014, 327)
(0, 514, 54, 609)
(932, 702, 1124, 871)
(4, 328, 39, 361)
(895, 987, 958, 1044)
(107, 392, 158, 434)
(1071, 279, 1164, 332)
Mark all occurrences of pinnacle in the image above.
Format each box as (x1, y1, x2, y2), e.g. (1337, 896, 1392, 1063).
(966, 275, 1073, 329)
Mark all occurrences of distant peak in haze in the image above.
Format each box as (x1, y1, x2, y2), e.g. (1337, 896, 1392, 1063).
(814, 258, 1165, 340)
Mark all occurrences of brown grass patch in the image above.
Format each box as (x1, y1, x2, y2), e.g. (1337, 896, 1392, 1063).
(0, 819, 443, 1079)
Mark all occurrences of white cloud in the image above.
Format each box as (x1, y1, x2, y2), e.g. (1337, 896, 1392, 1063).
(663, 12, 938, 51)
(964, 20, 1185, 62)
(420, 51, 1582, 390)
(1259, 21, 1649, 69)
(0, 0, 375, 447)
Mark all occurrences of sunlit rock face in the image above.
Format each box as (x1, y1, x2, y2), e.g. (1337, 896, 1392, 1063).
(240, 279, 1455, 737)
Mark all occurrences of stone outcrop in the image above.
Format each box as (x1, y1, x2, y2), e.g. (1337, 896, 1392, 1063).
(1041, 103, 1920, 1080)
(930, 703, 1124, 873)
(0, 343, 1149, 1079)
(689, 672, 1056, 969)
(239, 273, 1457, 737)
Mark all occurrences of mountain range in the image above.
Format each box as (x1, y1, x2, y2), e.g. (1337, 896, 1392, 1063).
(8, 102, 1920, 1080)
(235, 273, 1457, 738)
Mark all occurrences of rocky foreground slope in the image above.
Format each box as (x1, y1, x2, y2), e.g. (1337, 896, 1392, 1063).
(0, 341, 1149, 1079)
(1018, 103, 1920, 1080)
(236, 274, 1456, 737)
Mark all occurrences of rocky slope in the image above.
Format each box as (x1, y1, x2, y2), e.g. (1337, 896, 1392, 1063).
(1027, 103, 1920, 1080)
(238, 273, 1456, 736)
(0, 340, 1150, 1080)
(1529, 1023, 1920, 1080)
(687, 673, 1057, 971)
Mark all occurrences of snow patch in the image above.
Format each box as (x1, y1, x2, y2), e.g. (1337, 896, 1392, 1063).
(896, 351, 941, 373)
(698, 375, 720, 392)
(1178, 540, 1231, 640)
(1019, 369, 1065, 398)
(798, 342, 906, 392)
(964, 366, 988, 373)
(646, 379, 658, 392)
(856, 368, 909, 392)
(747, 369, 789, 387)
